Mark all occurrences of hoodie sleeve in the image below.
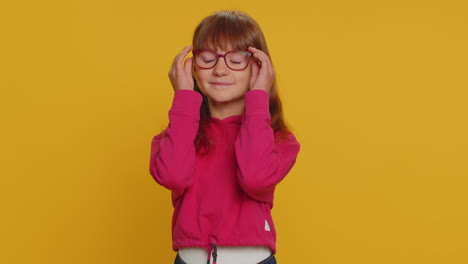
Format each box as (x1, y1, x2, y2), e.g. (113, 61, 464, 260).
(234, 89, 301, 204)
(149, 90, 203, 199)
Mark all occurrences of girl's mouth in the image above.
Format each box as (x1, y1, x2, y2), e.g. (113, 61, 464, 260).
(211, 82, 233, 86)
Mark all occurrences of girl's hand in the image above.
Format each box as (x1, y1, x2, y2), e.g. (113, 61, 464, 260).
(169, 45, 194, 91)
(248, 47, 275, 93)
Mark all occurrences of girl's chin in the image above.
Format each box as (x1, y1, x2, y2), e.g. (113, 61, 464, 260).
(206, 94, 245, 104)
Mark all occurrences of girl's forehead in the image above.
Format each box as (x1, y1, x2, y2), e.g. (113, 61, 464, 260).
(199, 38, 246, 51)
(203, 42, 233, 51)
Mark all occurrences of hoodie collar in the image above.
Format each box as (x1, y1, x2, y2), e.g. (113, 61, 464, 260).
(206, 113, 245, 125)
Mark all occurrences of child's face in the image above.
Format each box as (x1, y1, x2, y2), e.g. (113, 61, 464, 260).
(193, 46, 252, 105)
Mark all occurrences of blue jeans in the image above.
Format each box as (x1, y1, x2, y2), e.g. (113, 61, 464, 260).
(174, 253, 277, 264)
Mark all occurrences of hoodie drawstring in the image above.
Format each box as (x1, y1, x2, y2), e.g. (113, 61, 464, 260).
(207, 244, 218, 264)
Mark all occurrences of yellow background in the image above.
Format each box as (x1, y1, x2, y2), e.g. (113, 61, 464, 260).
(1, 0, 467, 263)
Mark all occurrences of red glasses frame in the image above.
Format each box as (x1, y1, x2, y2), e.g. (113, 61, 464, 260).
(192, 49, 253, 71)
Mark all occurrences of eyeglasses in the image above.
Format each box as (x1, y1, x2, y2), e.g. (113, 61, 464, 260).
(192, 49, 253, 71)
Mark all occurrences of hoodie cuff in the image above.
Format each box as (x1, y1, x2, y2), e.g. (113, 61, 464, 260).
(244, 89, 270, 117)
(169, 90, 203, 120)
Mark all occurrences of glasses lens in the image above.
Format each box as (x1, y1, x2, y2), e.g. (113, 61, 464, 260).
(226, 51, 250, 70)
(195, 50, 217, 68)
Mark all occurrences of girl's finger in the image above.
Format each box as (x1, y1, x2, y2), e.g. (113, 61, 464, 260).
(248, 47, 269, 62)
(172, 46, 186, 66)
(249, 47, 273, 72)
(176, 45, 193, 66)
(250, 57, 260, 88)
(170, 46, 187, 74)
(248, 47, 275, 92)
(172, 45, 193, 71)
(183, 57, 193, 80)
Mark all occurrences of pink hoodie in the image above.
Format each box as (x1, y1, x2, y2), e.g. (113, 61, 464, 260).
(149, 89, 300, 254)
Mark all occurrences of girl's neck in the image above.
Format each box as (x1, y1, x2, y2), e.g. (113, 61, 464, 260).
(208, 98, 245, 120)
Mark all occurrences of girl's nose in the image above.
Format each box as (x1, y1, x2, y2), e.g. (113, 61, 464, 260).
(213, 58, 229, 76)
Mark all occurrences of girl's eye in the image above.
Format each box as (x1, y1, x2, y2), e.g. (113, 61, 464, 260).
(204, 59, 215, 63)
(230, 60, 242, 64)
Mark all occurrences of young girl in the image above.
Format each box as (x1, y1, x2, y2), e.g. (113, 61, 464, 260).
(149, 10, 300, 264)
